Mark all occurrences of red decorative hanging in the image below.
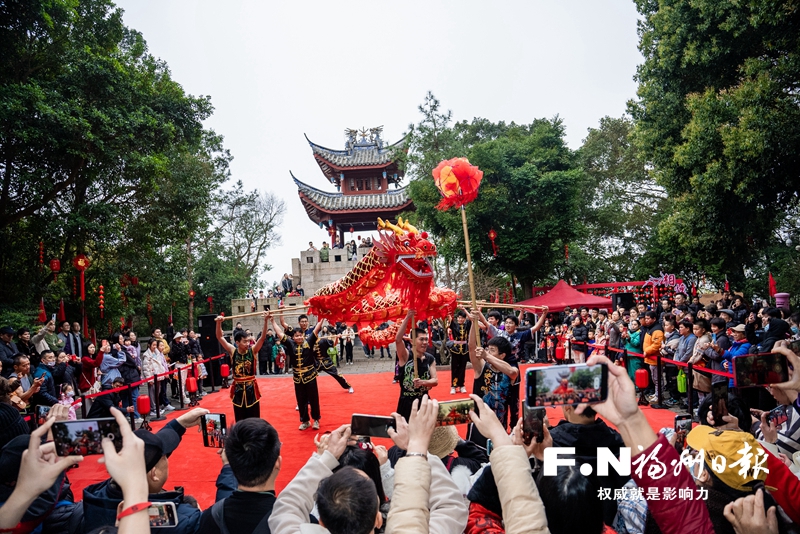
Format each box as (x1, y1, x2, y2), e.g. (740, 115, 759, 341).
(38, 298, 47, 323)
(207, 295, 214, 313)
(49, 258, 61, 281)
(38, 242, 44, 271)
(488, 228, 498, 257)
(98, 285, 105, 319)
(72, 254, 90, 301)
(565, 244, 569, 263)
(57, 299, 66, 322)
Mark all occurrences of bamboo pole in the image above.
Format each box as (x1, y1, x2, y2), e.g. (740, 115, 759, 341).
(460, 206, 481, 346)
(457, 300, 548, 311)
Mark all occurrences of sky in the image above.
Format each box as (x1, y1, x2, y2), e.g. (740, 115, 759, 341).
(115, 0, 643, 288)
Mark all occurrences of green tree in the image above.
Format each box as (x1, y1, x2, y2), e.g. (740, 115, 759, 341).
(405, 94, 585, 297)
(630, 0, 800, 293)
(577, 116, 667, 282)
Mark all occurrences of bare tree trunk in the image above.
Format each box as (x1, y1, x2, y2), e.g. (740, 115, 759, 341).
(187, 236, 194, 330)
(444, 260, 453, 289)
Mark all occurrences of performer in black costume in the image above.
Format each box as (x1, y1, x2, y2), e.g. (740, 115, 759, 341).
(281, 313, 353, 393)
(394, 310, 438, 422)
(214, 312, 271, 421)
(448, 309, 470, 394)
(273, 315, 324, 430)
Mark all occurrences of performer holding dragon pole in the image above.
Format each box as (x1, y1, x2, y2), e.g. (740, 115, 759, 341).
(280, 313, 353, 393)
(394, 310, 438, 422)
(214, 311, 270, 422)
(272, 314, 325, 430)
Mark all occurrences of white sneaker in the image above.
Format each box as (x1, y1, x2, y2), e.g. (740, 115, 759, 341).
(348, 387, 354, 394)
(295, 405, 299, 411)
(299, 421, 310, 430)
(450, 387, 456, 395)
(312, 420, 320, 430)
(460, 387, 467, 394)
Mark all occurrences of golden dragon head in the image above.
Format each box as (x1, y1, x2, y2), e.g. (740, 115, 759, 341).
(375, 217, 436, 279)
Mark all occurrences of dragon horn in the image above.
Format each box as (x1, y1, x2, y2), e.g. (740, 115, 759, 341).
(377, 217, 404, 236)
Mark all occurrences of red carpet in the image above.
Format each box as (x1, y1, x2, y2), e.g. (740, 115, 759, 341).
(66, 365, 679, 508)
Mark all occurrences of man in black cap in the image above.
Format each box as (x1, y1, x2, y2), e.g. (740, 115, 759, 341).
(0, 326, 18, 378)
(718, 308, 737, 329)
(79, 407, 209, 533)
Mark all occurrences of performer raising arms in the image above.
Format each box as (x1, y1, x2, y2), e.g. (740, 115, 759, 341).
(280, 313, 353, 393)
(214, 312, 271, 422)
(394, 310, 438, 422)
(272, 314, 325, 430)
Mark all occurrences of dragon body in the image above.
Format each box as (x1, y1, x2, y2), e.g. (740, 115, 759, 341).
(306, 217, 456, 346)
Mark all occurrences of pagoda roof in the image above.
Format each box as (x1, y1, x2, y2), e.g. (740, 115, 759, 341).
(305, 134, 406, 178)
(292, 173, 413, 218)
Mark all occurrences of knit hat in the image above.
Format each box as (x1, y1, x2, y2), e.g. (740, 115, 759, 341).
(0, 434, 30, 484)
(0, 403, 30, 450)
(427, 426, 459, 459)
(135, 427, 181, 472)
(685, 426, 767, 492)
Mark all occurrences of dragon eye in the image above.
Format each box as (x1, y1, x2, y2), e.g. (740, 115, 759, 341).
(404, 241, 410, 247)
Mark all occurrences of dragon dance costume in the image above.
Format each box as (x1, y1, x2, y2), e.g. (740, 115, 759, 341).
(230, 347, 261, 421)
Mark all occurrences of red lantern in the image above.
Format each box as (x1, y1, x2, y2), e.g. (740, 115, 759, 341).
(207, 296, 214, 313)
(189, 290, 195, 300)
(635, 368, 650, 389)
(185, 377, 198, 394)
(431, 157, 483, 211)
(136, 395, 151, 416)
(38, 242, 44, 271)
(488, 228, 498, 257)
(349, 226, 354, 234)
(220, 364, 230, 378)
(49, 258, 61, 281)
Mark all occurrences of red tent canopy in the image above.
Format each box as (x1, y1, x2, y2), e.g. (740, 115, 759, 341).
(516, 280, 613, 311)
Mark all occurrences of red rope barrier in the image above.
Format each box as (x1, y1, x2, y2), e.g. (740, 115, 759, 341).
(73, 353, 226, 405)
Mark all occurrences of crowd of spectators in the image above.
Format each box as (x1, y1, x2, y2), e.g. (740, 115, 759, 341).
(3, 291, 800, 534)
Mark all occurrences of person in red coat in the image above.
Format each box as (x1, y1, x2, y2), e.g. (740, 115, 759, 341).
(78, 343, 103, 409)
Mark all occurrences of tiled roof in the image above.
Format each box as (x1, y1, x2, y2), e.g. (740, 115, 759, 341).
(292, 173, 412, 212)
(305, 134, 406, 169)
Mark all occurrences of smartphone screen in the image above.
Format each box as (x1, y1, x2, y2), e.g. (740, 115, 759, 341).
(201, 414, 227, 448)
(711, 382, 729, 427)
(767, 405, 789, 427)
(436, 399, 476, 426)
(36, 405, 51, 426)
(526, 363, 608, 407)
(148, 501, 178, 527)
(674, 414, 692, 449)
(733, 353, 789, 387)
(350, 414, 396, 438)
(52, 418, 122, 456)
(522, 404, 546, 445)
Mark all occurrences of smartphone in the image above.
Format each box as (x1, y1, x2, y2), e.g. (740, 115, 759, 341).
(711, 382, 729, 427)
(52, 418, 122, 456)
(148, 501, 178, 528)
(767, 405, 789, 427)
(486, 439, 493, 455)
(522, 404, 546, 445)
(200, 414, 227, 448)
(436, 399, 476, 426)
(36, 405, 51, 425)
(350, 414, 396, 438)
(526, 363, 608, 407)
(733, 353, 790, 387)
(51, 313, 56, 323)
(674, 414, 693, 449)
